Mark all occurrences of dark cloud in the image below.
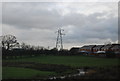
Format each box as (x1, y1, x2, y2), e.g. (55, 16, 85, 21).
(2, 2, 118, 49)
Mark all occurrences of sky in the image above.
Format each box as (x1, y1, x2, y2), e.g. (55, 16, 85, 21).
(2, 1, 118, 49)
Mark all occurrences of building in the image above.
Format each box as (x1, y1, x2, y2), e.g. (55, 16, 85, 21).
(110, 44, 120, 54)
(69, 47, 80, 54)
(80, 45, 96, 53)
(101, 44, 113, 51)
(72, 44, 120, 57)
(93, 45, 104, 52)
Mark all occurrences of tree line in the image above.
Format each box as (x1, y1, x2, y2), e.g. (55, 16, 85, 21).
(1, 34, 77, 59)
(1, 34, 116, 59)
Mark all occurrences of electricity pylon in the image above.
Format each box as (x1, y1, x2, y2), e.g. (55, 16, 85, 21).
(55, 28, 65, 50)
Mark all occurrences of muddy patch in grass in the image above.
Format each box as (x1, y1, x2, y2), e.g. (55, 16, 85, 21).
(2, 62, 119, 80)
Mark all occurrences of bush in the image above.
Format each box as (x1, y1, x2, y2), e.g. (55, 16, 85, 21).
(106, 51, 115, 58)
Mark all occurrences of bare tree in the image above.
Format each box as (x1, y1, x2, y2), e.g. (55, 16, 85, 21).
(21, 42, 28, 50)
(21, 42, 26, 50)
(1, 34, 19, 50)
(21, 42, 32, 50)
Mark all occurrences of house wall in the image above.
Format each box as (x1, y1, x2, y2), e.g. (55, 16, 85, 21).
(80, 44, 120, 53)
(79, 44, 120, 57)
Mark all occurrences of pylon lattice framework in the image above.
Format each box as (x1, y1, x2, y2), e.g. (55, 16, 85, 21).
(56, 28, 65, 50)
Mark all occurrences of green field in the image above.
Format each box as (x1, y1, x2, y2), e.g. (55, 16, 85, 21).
(3, 55, 119, 79)
(3, 67, 56, 79)
(3, 55, 119, 67)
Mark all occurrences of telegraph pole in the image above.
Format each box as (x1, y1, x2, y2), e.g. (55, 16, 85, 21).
(55, 28, 65, 50)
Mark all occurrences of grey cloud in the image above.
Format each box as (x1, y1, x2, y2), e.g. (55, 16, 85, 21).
(3, 2, 62, 30)
(62, 12, 117, 43)
(2, 2, 118, 48)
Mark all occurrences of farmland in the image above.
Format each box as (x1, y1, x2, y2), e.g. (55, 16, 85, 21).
(3, 67, 56, 79)
(3, 55, 119, 67)
(2, 55, 120, 80)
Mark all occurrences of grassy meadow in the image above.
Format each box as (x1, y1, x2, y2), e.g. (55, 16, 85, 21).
(2, 55, 119, 79)
(3, 67, 56, 79)
(3, 55, 119, 67)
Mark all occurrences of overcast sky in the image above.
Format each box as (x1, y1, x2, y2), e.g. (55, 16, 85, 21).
(2, 2, 118, 49)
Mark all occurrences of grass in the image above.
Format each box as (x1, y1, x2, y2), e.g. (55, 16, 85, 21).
(2, 55, 119, 79)
(2, 67, 56, 79)
(3, 55, 119, 67)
